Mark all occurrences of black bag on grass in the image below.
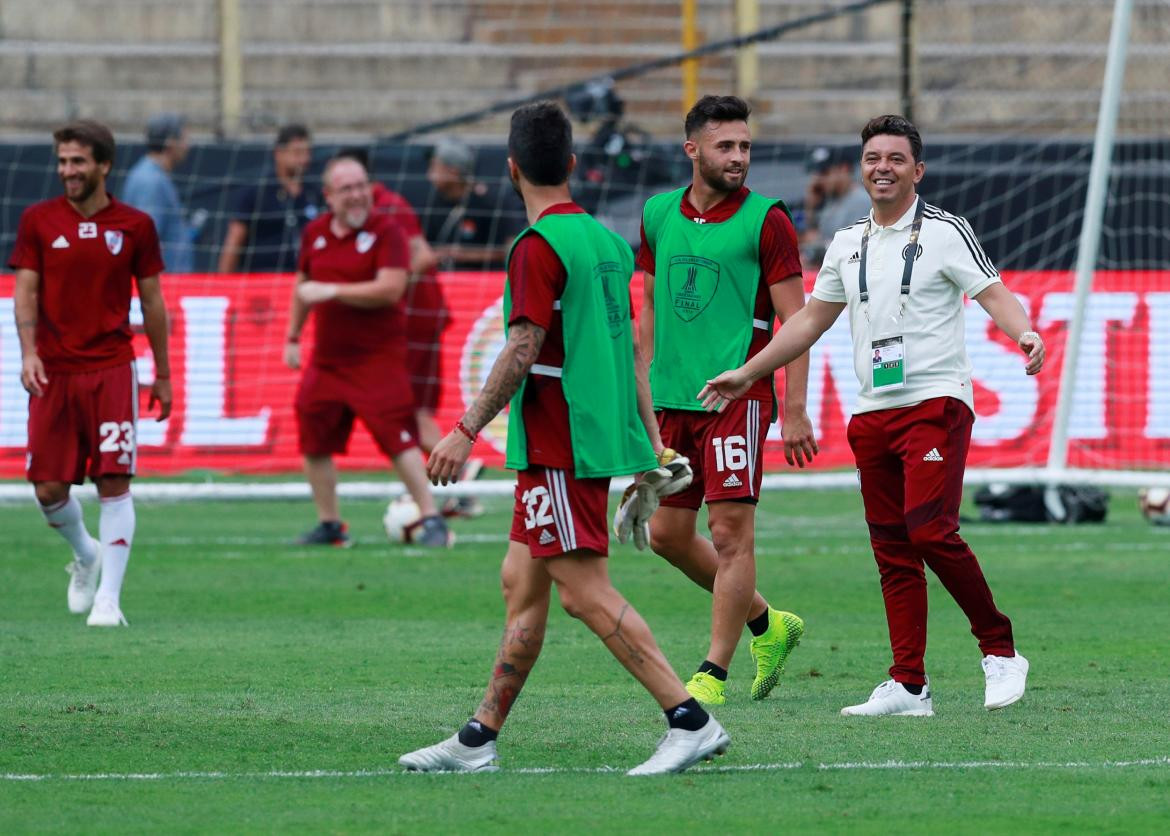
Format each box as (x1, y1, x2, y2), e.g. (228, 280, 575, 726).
(973, 484, 1109, 524)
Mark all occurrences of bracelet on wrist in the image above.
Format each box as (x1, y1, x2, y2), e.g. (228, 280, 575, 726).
(154, 374, 171, 381)
(454, 420, 477, 443)
(286, 336, 300, 344)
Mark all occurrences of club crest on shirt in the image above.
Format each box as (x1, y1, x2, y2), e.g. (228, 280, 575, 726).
(313, 235, 327, 250)
(356, 231, 376, 254)
(104, 230, 124, 255)
(667, 255, 720, 322)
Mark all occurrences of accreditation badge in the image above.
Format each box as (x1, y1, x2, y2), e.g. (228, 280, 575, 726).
(871, 335, 905, 391)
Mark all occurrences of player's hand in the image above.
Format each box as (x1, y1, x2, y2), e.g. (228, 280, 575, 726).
(149, 378, 173, 421)
(697, 369, 752, 412)
(296, 281, 338, 305)
(781, 408, 818, 468)
(20, 354, 48, 397)
(1018, 330, 1045, 375)
(427, 430, 473, 486)
(283, 341, 301, 369)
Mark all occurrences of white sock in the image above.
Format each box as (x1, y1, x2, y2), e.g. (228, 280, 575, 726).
(95, 492, 136, 605)
(41, 495, 98, 565)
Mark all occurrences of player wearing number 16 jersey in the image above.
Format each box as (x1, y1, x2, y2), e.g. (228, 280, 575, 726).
(401, 102, 728, 776)
(9, 120, 173, 627)
(638, 96, 818, 706)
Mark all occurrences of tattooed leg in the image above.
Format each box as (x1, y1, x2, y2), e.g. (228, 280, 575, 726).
(473, 541, 552, 731)
(546, 551, 689, 710)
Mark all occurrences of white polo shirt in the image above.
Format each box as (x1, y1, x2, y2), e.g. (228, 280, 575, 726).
(812, 198, 1001, 414)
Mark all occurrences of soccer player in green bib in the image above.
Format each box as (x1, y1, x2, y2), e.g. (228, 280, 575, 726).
(636, 95, 819, 706)
(399, 102, 729, 775)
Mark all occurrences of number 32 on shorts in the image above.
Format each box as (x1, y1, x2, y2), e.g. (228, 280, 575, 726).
(99, 420, 136, 453)
(522, 486, 555, 530)
(711, 435, 747, 472)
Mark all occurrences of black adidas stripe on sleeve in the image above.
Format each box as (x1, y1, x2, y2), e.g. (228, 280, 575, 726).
(924, 206, 998, 278)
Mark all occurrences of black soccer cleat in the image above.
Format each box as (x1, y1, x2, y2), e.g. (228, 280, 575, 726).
(297, 520, 351, 547)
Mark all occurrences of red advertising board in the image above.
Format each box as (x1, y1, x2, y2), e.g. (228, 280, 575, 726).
(0, 271, 1167, 475)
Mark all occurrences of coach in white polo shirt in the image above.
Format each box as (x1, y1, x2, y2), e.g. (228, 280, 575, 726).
(699, 115, 1045, 718)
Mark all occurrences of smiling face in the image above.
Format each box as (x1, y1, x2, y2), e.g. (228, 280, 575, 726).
(860, 133, 925, 216)
(323, 158, 372, 229)
(687, 119, 751, 195)
(56, 140, 109, 205)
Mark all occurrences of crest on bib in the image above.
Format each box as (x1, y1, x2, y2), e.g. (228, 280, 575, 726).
(667, 255, 720, 322)
(356, 231, 376, 254)
(104, 230, 124, 255)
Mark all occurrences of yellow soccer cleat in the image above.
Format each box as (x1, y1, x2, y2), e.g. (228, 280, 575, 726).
(749, 609, 804, 701)
(685, 671, 727, 706)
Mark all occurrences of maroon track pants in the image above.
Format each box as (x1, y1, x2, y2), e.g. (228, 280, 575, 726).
(847, 396, 1014, 686)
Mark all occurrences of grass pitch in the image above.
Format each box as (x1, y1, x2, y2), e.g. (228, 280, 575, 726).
(1, 487, 1168, 834)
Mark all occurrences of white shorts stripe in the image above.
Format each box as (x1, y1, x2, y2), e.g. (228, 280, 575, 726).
(551, 469, 578, 551)
(543, 469, 570, 548)
(746, 400, 758, 496)
(129, 361, 139, 475)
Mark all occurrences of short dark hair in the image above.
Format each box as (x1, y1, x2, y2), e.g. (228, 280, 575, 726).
(508, 101, 572, 187)
(861, 115, 923, 162)
(333, 146, 371, 171)
(684, 95, 751, 138)
(53, 120, 116, 165)
(275, 123, 311, 148)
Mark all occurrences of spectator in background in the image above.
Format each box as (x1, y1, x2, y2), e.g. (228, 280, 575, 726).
(123, 113, 198, 272)
(284, 155, 450, 547)
(335, 146, 484, 516)
(218, 123, 320, 273)
(421, 136, 524, 271)
(800, 145, 872, 268)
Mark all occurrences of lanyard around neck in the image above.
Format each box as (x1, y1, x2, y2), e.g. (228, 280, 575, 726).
(858, 196, 925, 319)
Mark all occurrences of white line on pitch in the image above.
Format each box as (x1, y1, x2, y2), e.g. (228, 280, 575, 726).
(5, 756, 1168, 781)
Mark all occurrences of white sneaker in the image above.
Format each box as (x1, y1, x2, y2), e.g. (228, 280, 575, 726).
(398, 733, 499, 772)
(86, 597, 128, 627)
(66, 539, 102, 614)
(627, 716, 730, 776)
(983, 653, 1029, 710)
(840, 677, 934, 716)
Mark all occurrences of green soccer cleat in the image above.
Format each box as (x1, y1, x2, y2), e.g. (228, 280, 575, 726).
(749, 609, 804, 701)
(685, 671, 727, 706)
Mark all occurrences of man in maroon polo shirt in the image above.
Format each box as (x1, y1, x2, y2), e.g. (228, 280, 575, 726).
(283, 155, 447, 547)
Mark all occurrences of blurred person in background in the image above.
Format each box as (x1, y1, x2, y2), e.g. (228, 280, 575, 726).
(800, 145, 872, 269)
(421, 136, 524, 271)
(335, 147, 482, 516)
(283, 155, 449, 548)
(219, 123, 320, 274)
(123, 112, 201, 272)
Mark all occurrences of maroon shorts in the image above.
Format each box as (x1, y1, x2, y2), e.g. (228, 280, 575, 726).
(508, 467, 610, 557)
(404, 276, 449, 413)
(295, 364, 419, 458)
(405, 339, 442, 412)
(27, 362, 138, 484)
(657, 399, 769, 510)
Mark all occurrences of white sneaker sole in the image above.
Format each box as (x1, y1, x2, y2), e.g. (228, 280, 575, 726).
(985, 691, 1025, 711)
(840, 708, 934, 717)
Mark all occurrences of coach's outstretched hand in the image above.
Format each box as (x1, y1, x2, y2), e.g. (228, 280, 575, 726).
(427, 429, 472, 486)
(697, 369, 753, 412)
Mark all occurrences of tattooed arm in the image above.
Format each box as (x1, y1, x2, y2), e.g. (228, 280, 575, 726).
(425, 319, 547, 485)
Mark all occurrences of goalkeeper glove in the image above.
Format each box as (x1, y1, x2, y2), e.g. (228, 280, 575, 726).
(613, 449, 694, 550)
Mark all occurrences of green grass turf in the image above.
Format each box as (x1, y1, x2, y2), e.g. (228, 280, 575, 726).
(1, 488, 1168, 834)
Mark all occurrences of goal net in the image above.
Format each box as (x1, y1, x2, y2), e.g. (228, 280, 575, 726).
(0, 0, 1166, 498)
